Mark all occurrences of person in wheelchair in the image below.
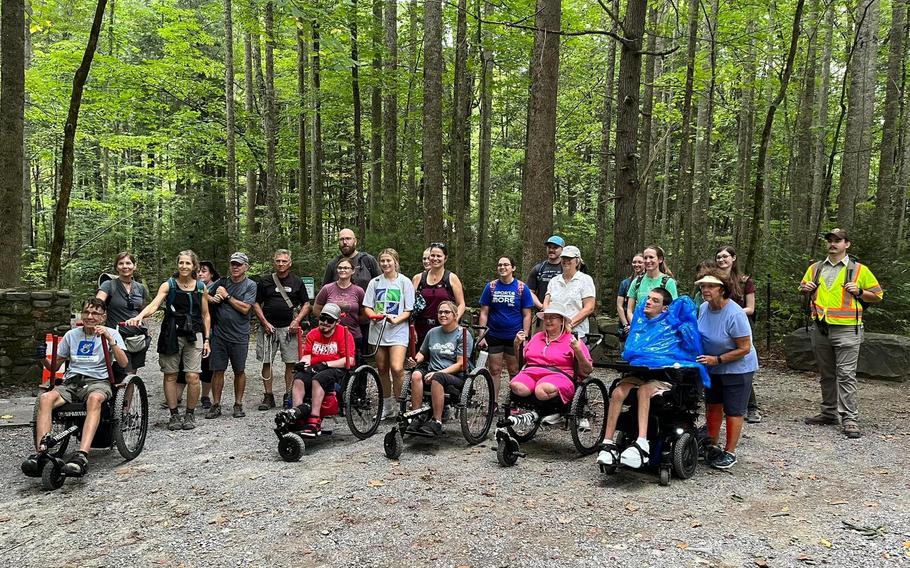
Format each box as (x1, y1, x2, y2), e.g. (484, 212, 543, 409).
(25, 297, 129, 477)
(508, 303, 593, 421)
(281, 303, 355, 436)
(597, 287, 676, 469)
(405, 301, 473, 437)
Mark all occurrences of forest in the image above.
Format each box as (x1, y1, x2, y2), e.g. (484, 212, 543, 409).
(1, 0, 909, 334)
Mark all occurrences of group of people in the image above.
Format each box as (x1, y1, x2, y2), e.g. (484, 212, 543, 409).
(27, 226, 882, 477)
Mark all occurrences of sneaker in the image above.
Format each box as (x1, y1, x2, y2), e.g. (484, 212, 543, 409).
(596, 441, 618, 466)
(232, 404, 246, 418)
(405, 414, 427, 434)
(843, 422, 862, 439)
(805, 413, 837, 426)
(703, 444, 723, 463)
(541, 413, 564, 426)
(205, 404, 222, 419)
(419, 419, 443, 437)
(62, 451, 88, 476)
(710, 450, 737, 469)
(301, 417, 322, 438)
(182, 412, 196, 430)
(381, 398, 397, 420)
(167, 414, 183, 431)
(258, 393, 276, 411)
(200, 396, 212, 409)
(746, 409, 762, 424)
(620, 439, 650, 469)
(508, 410, 539, 429)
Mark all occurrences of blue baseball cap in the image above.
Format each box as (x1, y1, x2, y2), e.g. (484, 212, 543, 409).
(545, 235, 565, 247)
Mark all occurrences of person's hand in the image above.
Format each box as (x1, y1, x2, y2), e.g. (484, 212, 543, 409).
(843, 282, 860, 296)
(515, 331, 527, 344)
(385, 314, 397, 325)
(263, 321, 276, 335)
(216, 286, 229, 299)
(425, 372, 435, 382)
(801, 281, 817, 293)
(125, 316, 143, 327)
(94, 326, 113, 344)
(289, 320, 300, 334)
(479, 337, 488, 349)
(696, 354, 719, 366)
(202, 340, 211, 358)
(406, 356, 417, 368)
(569, 333, 580, 349)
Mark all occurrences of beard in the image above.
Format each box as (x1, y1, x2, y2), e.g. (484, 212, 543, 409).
(340, 244, 355, 256)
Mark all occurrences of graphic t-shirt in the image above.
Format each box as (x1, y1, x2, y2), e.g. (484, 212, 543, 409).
(479, 279, 534, 340)
(256, 272, 310, 328)
(697, 300, 758, 375)
(363, 274, 415, 346)
(213, 277, 258, 343)
(627, 274, 679, 304)
(420, 326, 474, 372)
(58, 326, 126, 381)
(315, 282, 366, 339)
(303, 325, 356, 368)
(527, 260, 563, 302)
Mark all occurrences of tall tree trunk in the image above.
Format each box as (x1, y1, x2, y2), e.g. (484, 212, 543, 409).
(298, 22, 309, 246)
(244, 32, 258, 236)
(381, 0, 397, 236)
(224, 0, 237, 249)
(311, 22, 324, 254)
(836, 0, 880, 231)
(369, 0, 382, 228)
(450, 0, 468, 273)
(47, 0, 107, 287)
(744, 0, 805, 274)
(896, 53, 910, 252)
(263, 1, 281, 243)
(422, 0, 444, 242)
(402, 0, 419, 209)
(22, 0, 34, 249)
(873, 0, 906, 236)
(808, 1, 834, 253)
(477, 0, 493, 257)
(675, 0, 699, 276)
(349, 2, 365, 239)
(0, 0, 25, 286)
(790, 0, 819, 247)
(734, 21, 756, 246)
(638, 5, 658, 243)
(519, 0, 560, 274)
(594, 0, 618, 299)
(612, 0, 648, 283)
(693, 0, 717, 261)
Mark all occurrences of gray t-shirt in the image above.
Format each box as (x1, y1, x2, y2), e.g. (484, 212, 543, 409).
(99, 278, 148, 331)
(58, 326, 125, 381)
(419, 326, 473, 372)
(213, 277, 258, 343)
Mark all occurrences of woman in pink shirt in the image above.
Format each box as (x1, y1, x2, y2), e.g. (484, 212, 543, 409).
(510, 304, 593, 414)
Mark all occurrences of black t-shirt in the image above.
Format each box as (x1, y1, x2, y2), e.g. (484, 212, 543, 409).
(257, 273, 310, 328)
(526, 260, 563, 301)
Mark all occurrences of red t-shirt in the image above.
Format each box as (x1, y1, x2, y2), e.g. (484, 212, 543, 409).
(303, 325, 356, 368)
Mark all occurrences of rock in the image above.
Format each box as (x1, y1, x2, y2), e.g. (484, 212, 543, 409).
(0, 302, 31, 316)
(30, 291, 54, 300)
(31, 300, 53, 308)
(4, 291, 30, 301)
(783, 327, 910, 381)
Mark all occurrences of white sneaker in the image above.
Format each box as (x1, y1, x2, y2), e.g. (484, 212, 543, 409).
(541, 413, 564, 426)
(381, 398, 397, 420)
(597, 442, 618, 466)
(578, 418, 591, 431)
(620, 438, 650, 469)
(508, 410, 539, 429)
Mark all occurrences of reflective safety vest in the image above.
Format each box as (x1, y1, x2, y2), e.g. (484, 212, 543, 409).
(801, 260, 882, 326)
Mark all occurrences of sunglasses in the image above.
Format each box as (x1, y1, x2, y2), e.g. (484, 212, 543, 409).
(429, 241, 447, 252)
(318, 315, 338, 324)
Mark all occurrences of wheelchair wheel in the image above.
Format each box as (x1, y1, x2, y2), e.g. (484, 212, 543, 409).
(399, 375, 412, 416)
(41, 460, 65, 491)
(113, 376, 149, 460)
(459, 368, 495, 445)
(659, 465, 671, 487)
(32, 396, 70, 458)
(383, 429, 403, 459)
(569, 378, 608, 455)
(278, 432, 305, 462)
(672, 431, 698, 480)
(496, 436, 519, 467)
(344, 366, 383, 440)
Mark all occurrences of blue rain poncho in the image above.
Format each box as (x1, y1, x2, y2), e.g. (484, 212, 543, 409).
(621, 295, 710, 387)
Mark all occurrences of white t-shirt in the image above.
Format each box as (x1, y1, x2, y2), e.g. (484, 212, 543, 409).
(546, 271, 597, 336)
(58, 326, 125, 381)
(363, 274, 416, 346)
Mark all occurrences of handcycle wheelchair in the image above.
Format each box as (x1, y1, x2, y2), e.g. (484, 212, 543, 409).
(23, 329, 149, 490)
(382, 325, 495, 459)
(273, 318, 384, 462)
(597, 361, 703, 486)
(494, 334, 609, 466)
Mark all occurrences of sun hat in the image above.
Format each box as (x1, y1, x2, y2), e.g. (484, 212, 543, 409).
(694, 275, 725, 287)
(536, 303, 573, 321)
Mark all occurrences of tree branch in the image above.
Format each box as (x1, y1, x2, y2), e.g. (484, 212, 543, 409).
(638, 44, 681, 57)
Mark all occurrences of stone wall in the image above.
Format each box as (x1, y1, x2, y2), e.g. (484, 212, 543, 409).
(0, 289, 72, 387)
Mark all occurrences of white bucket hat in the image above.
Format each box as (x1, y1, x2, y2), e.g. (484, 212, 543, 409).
(537, 303, 573, 321)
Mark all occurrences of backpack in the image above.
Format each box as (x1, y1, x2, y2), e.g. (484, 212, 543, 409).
(807, 257, 867, 309)
(166, 277, 205, 315)
(489, 278, 526, 303)
(630, 274, 670, 298)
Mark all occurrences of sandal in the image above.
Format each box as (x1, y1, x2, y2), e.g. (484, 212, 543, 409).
(62, 451, 88, 477)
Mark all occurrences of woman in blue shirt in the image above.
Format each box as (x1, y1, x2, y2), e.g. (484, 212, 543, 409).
(694, 270, 759, 470)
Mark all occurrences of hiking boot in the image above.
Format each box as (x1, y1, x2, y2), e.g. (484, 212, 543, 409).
(709, 450, 737, 470)
(167, 414, 183, 431)
(703, 444, 723, 463)
(405, 414, 427, 434)
(843, 422, 862, 439)
(258, 393, 276, 411)
(200, 396, 212, 409)
(419, 419, 443, 437)
(182, 412, 196, 430)
(805, 413, 837, 426)
(62, 451, 88, 476)
(205, 404, 222, 419)
(233, 404, 246, 418)
(746, 409, 762, 424)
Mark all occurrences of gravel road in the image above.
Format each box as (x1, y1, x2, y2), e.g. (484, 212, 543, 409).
(1, 334, 908, 567)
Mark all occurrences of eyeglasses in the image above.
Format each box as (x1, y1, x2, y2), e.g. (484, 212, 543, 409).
(437, 310, 454, 316)
(715, 254, 732, 260)
(318, 316, 338, 324)
(496, 263, 511, 267)
(336, 266, 352, 271)
(82, 310, 105, 317)
(542, 314, 563, 320)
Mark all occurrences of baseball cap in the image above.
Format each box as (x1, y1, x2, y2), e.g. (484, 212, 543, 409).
(823, 228, 849, 241)
(229, 252, 249, 265)
(320, 303, 342, 321)
(545, 235, 565, 247)
(560, 245, 582, 259)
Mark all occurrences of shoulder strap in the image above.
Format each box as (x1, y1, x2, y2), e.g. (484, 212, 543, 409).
(442, 270, 454, 296)
(417, 271, 429, 291)
(660, 275, 670, 287)
(489, 279, 497, 293)
(272, 273, 294, 308)
(166, 277, 177, 308)
(811, 261, 823, 286)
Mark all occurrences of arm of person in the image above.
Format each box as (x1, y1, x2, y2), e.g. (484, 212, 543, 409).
(291, 302, 311, 331)
(98, 327, 129, 369)
(616, 295, 629, 326)
(220, 282, 255, 315)
(253, 302, 272, 332)
(698, 336, 751, 367)
(478, 306, 489, 342)
(126, 281, 169, 326)
(200, 290, 211, 357)
(743, 292, 755, 316)
(526, 266, 544, 310)
(570, 334, 594, 376)
(429, 359, 465, 377)
(95, 281, 110, 304)
(450, 273, 467, 321)
(390, 311, 412, 325)
(570, 297, 596, 329)
(625, 298, 637, 326)
(44, 355, 66, 372)
(521, 308, 532, 337)
(846, 269, 884, 304)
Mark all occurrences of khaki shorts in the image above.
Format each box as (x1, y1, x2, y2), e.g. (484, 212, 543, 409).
(57, 376, 112, 403)
(160, 333, 204, 374)
(619, 376, 673, 394)
(256, 326, 299, 364)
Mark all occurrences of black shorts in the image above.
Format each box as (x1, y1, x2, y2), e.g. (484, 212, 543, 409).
(296, 367, 347, 393)
(486, 335, 516, 356)
(430, 372, 465, 391)
(704, 372, 754, 417)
